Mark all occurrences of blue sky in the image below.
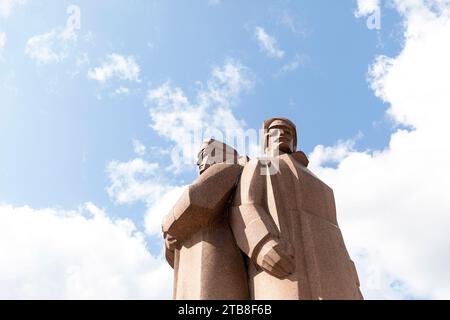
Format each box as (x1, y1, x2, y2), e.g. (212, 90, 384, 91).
(1, 0, 398, 214)
(1, 0, 450, 299)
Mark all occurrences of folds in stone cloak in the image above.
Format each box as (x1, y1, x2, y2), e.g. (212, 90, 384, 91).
(229, 152, 363, 300)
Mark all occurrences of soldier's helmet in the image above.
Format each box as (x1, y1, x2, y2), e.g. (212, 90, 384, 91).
(262, 117, 298, 152)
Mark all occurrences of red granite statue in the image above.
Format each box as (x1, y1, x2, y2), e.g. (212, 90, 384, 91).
(162, 139, 249, 299)
(229, 118, 363, 299)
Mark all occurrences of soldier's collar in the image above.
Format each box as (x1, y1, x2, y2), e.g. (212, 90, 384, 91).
(288, 151, 309, 167)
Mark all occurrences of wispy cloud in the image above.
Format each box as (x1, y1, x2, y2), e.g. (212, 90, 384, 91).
(275, 53, 307, 76)
(132, 139, 146, 156)
(278, 10, 305, 36)
(88, 54, 140, 83)
(255, 26, 284, 59)
(114, 86, 131, 95)
(106, 158, 164, 205)
(147, 59, 256, 172)
(105, 156, 184, 237)
(25, 21, 78, 65)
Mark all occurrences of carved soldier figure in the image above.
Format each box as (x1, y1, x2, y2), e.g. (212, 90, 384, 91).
(229, 118, 363, 300)
(162, 139, 249, 300)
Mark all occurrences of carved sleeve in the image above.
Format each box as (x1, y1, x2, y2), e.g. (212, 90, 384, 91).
(162, 163, 242, 243)
(229, 159, 277, 261)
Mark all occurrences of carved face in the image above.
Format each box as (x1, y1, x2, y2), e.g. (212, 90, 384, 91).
(267, 124, 295, 154)
(196, 147, 213, 174)
(196, 141, 239, 174)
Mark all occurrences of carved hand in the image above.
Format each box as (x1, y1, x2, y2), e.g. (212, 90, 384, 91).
(256, 239, 295, 279)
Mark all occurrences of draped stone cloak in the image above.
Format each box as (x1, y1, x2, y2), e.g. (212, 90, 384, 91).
(229, 152, 363, 300)
(162, 162, 249, 300)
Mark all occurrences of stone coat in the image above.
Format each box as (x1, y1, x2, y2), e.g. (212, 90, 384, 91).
(229, 152, 363, 300)
(162, 162, 249, 300)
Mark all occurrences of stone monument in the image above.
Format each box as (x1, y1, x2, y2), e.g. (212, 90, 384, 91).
(162, 139, 250, 299)
(163, 118, 363, 300)
(230, 118, 363, 299)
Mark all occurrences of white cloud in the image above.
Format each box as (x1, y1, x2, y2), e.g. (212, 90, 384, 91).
(309, 138, 359, 166)
(25, 22, 78, 65)
(68, 53, 90, 78)
(355, 0, 380, 17)
(0, 31, 5, 55)
(255, 26, 285, 59)
(25, 30, 67, 64)
(87, 54, 140, 83)
(0, 31, 5, 47)
(0, 203, 171, 299)
(106, 157, 185, 237)
(144, 186, 187, 236)
(132, 139, 146, 156)
(115, 86, 131, 95)
(309, 0, 450, 299)
(106, 158, 166, 205)
(147, 60, 256, 172)
(275, 53, 307, 76)
(0, 0, 25, 17)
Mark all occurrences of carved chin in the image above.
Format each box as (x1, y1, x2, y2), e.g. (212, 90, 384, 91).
(278, 142, 293, 153)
